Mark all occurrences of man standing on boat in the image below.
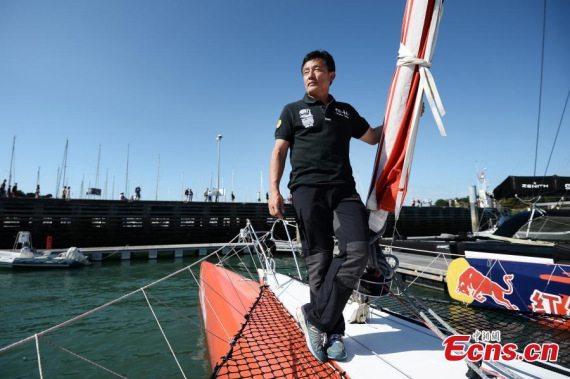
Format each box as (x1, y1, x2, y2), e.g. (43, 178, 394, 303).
(269, 50, 382, 362)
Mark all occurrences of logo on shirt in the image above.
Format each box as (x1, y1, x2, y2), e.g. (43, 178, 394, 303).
(299, 109, 314, 128)
(276, 119, 282, 129)
(335, 108, 350, 119)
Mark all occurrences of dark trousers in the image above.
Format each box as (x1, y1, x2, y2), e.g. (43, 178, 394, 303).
(292, 185, 370, 335)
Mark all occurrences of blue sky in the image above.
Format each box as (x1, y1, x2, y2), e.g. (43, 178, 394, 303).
(1, 0, 568, 203)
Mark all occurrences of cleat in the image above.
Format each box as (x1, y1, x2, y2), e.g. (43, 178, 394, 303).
(326, 334, 347, 361)
(296, 307, 328, 361)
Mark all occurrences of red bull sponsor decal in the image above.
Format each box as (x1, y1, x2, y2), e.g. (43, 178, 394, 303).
(447, 258, 518, 310)
(447, 258, 570, 316)
(456, 266, 518, 310)
(530, 289, 570, 316)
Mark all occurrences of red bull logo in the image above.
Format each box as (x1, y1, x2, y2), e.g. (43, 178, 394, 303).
(455, 266, 519, 311)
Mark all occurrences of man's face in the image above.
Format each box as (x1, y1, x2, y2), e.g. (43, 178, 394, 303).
(302, 58, 335, 100)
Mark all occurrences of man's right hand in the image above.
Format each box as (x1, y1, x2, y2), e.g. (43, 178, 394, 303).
(268, 192, 285, 219)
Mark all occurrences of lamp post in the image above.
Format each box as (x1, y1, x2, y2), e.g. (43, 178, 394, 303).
(216, 134, 222, 202)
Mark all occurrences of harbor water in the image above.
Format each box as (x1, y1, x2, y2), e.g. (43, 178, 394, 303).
(0, 255, 449, 378)
(1, 257, 211, 378)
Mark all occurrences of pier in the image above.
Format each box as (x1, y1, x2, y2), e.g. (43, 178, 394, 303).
(48, 242, 255, 261)
(0, 198, 486, 249)
(390, 251, 450, 290)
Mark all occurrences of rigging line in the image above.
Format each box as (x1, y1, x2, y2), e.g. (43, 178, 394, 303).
(496, 260, 527, 310)
(35, 334, 43, 379)
(41, 337, 127, 378)
(219, 229, 268, 283)
(544, 87, 570, 175)
(533, 0, 547, 176)
(399, 282, 521, 379)
(540, 264, 558, 293)
(145, 290, 202, 327)
(227, 245, 260, 281)
(143, 289, 187, 379)
(400, 252, 445, 288)
(387, 278, 497, 379)
(189, 269, 233, 342)
(0, 243, 231, 355)
(194, 247, 267, 333)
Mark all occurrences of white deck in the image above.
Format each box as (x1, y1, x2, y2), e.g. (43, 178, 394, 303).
(263, 271, 567, 379)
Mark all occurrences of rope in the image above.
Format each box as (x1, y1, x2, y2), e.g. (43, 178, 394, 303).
(544, 87, 570, 175)
(143, 288, 187, 379)
(41, 338, 127, 378)
(0, 236, 243, 375)
(534, 0, 547, 176)
(35, 334, 43, 379)
(397, 42, 446, 136)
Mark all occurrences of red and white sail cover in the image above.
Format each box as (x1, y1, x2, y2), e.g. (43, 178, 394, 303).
(367, 0, 446, 233)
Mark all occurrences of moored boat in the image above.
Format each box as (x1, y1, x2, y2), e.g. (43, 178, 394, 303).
(0, 231, 90, 269)
(380, 209, 570, 316)
(447, 209, 570, 315)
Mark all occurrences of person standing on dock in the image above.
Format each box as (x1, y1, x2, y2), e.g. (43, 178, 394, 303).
(0, 179, 6, 197)
(268, 50, 382, 362)
(135, 186, 141, 201)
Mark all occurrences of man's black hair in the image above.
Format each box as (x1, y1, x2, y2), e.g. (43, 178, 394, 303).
(301, 50, 335, 73)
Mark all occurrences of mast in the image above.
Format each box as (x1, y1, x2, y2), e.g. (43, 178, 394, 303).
(80, 175, 85, 199)
(216, 134, 222, 202)
(62, 140, 68, 188)
(181, 172, 185, 201)
(155, 154, 160, 200)
(55, 166, 60, 198)
(533, 0, 547, 176)
(55, 140, 69, 198)
(125, 144, 130, 196)
(95, 144, 101, 189)
(36, 166, 40, 187)
(259, 171, 264, 201)
(104, 168, 108, 199)
(7, 136, 15, 193)
(231, 167, 235, 201)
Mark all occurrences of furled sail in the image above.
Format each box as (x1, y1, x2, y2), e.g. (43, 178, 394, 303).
(367, 0, 446, 233)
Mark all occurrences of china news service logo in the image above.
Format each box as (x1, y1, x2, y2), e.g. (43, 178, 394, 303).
(442, 330, 559, 363)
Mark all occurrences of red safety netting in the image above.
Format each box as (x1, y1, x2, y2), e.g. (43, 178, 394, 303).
(212, 286, 347, 379)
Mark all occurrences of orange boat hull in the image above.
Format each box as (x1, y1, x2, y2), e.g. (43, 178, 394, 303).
(199, 261, 260, 371)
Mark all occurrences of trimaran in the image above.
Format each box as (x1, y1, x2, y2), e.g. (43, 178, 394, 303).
(1, 1, 568, 378)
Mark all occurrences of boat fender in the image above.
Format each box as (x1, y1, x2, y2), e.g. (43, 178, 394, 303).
(63, 247, 91, 264)
(19, 246, 35, 258)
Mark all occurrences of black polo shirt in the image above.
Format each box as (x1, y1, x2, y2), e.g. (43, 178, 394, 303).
(275, 93, 370, 191)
